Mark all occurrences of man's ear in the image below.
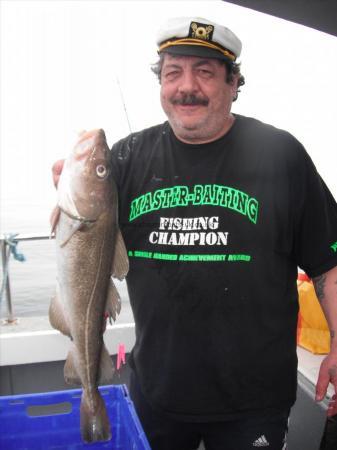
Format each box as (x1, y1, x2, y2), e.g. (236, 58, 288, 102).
(230, 73, 240, 101)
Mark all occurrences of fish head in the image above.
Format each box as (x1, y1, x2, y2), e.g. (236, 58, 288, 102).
(58, 129, 115, 221)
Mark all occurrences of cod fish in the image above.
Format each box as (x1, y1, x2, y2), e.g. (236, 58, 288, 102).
(49, 129, 128, 443)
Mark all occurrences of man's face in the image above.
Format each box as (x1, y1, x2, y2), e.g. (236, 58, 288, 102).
(160, 54, 238, 144)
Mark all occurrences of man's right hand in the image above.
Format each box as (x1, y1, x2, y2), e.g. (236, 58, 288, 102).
(52, 159, 65, 188)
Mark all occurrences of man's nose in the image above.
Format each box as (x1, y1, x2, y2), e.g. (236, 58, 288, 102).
(177, 70, 199, 94)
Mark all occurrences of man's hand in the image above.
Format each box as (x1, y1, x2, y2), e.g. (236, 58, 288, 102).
(52, 159, 65, 188)
(313, 265, 337, 416)
(316, 353, 337, 416)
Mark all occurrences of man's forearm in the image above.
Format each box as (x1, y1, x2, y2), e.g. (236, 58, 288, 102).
(313, 265, 337, 353)
(313, 265, 337, 415)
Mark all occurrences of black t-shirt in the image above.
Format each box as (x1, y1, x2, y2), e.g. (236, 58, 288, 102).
(111, 114, 337, 421)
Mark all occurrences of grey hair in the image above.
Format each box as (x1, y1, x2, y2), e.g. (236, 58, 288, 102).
(151, 53, 245, 102)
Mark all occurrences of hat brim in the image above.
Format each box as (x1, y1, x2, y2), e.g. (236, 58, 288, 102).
(160, 44, 232, 62)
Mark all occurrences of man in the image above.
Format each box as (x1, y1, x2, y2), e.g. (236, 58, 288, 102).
(53, 17, 337, 450)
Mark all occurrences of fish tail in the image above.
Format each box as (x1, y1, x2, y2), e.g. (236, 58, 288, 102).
(80, 390, 111, 443)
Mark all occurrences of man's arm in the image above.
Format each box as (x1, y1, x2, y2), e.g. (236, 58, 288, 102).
(313, 264, 337, 416)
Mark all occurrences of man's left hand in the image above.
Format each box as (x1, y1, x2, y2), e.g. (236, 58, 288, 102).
(316, 352, 337, 416)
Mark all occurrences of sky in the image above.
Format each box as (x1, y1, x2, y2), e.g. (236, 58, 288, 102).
(1, 0, 337, 234)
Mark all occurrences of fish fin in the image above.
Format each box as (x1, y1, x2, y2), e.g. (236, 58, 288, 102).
(98, 345, 114, 384)
(49, 286, 72, 338)
(59, 220, 83, 247)
(50, 205, 61, 235)
(64, 345, 82, 385)
(105, 279, 121, 323)
(80, 390, 111, 443)
(111, 229, 129, 280)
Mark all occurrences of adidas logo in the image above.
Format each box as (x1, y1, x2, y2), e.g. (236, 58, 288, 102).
(253, 435, 270, 447)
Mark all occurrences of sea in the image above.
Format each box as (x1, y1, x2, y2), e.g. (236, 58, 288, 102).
(0, 200, 129, 319)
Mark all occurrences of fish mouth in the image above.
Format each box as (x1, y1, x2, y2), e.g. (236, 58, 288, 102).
(74, 137, 96, 160)
(60, 206, 97, 224)
(74, 130, 108, 160)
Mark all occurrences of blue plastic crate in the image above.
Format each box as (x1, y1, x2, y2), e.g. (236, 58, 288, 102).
(0, 384, 151, 450)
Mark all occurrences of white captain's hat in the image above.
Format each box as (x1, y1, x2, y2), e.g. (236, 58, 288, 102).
(156, 17, 242, 62)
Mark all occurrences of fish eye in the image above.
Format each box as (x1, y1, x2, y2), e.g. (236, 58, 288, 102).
(96, 164, 108, 178)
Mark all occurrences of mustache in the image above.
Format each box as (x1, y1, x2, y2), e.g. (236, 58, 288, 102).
(170, 94, 209, 106)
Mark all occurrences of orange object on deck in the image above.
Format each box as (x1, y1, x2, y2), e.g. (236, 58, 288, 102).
(297, 274, 330, 354)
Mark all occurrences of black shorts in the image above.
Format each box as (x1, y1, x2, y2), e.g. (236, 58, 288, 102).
(129, 370, 289, 450)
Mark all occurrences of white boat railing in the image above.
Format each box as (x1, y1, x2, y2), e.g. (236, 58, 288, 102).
(0, 233, 54, 324)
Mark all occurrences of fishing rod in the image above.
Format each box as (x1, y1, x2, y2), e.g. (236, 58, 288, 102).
(115, 76, 132, 134)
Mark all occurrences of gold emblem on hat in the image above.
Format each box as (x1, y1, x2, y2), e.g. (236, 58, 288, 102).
(191, 22, 214, 41)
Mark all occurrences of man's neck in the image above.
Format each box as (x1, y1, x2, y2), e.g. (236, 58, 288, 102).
(173, 114, 236, 145)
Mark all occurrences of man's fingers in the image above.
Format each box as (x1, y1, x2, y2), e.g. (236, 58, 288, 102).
(316, 384, 329, 401)
(52, 159, 65, 188)
(327, 394, 337, 417)
(316, 369, 330, 402)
